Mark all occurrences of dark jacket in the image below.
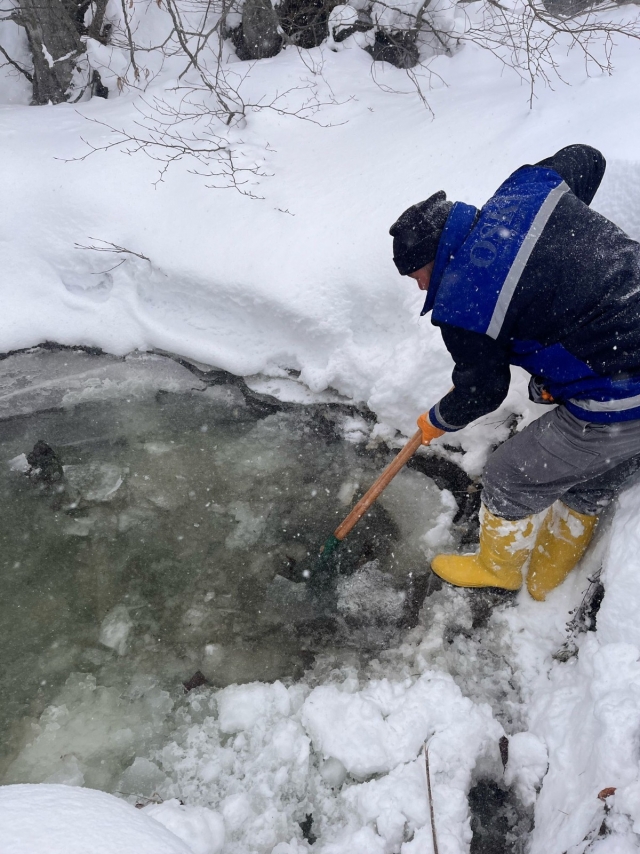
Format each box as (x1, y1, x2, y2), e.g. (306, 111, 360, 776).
(426, 145, 640, 429)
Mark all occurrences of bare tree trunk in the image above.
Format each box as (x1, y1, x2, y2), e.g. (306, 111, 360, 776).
(14, 0, 86, 104)
(86, 0, 108, 42)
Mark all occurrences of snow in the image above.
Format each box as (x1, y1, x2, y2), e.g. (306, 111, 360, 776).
(503, 732, 548, 809)
(0, 784, 192, 854)
(118, 665, 504, 854)
(144, 800, 226, 854)
(2, 1, 640, 852)
(300, 672, 502, 780)
(1, 25, 639, 455)
(516, 485, 640, 853)
(217, 681, 292, 734)
(467, 486, 640, 852)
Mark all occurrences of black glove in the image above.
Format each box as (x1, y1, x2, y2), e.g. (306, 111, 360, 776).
(528, 376, 556, 405)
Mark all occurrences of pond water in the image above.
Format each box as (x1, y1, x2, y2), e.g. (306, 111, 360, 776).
(0, 350, 459, 790)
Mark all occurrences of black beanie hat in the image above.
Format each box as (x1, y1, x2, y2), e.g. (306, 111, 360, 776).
(389, 191, 453, 275)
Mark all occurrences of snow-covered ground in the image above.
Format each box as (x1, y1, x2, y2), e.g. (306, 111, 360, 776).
(2, 9, 640, 461)
(2, 2, 640, 851)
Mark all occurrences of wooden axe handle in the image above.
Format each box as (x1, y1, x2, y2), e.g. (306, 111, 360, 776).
(334, 429, 424, 541)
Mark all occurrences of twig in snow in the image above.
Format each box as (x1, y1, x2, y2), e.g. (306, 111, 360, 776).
(552, 564, 604, 662)
(74, 238, 151, 263)
(425, 742, 439, 854)
(90, 258, 126, 275)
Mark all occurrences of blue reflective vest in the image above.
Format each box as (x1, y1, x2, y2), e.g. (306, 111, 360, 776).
(421, 165, 640, 423)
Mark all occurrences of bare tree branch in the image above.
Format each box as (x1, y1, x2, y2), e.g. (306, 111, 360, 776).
(62, 0, 639, 194)
(0, 41, 33, 81)
(119, 0, 141, 80)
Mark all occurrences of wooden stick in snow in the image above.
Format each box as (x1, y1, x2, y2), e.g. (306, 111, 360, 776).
(425, 742, 439, 854)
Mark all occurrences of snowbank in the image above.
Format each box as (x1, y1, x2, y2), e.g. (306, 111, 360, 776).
(2, 31, 640, 458)
(0, 784, 192, 854)
(489, 483, 640, 853)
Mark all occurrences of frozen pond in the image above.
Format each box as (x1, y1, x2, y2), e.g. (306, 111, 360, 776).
(0, 348, 462, 791)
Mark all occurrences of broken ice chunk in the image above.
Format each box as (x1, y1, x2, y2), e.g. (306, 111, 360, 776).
(143, 799, 225, 854)
(336, 560, 405, 623)
(340, 415, 370, 444)
(143, 442, 176, 455)
(219, 793, 255, 834)
(203, 384, 246, 409)
(337, 479, 359, 506)
(64, 463, 124, 503)
(63, 516, 96, 537)
(204, 643, 225, 666)
(44, 754, 86, 787)
(8, 453, 29, 473)
(119, 757, 168, 799)
(99, 605, 133, 655)
(225, 501, 269, 550)
(265, 574, 315, 621)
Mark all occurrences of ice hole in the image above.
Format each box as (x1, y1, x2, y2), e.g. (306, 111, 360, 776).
(0, 349, 459, 790)
(0, 349, 532, 853)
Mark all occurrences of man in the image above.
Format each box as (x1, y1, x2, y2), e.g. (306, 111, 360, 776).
(390, 144, 640, 601)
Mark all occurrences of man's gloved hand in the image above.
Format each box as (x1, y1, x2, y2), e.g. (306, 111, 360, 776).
(528, 375, 555, 405)
(417, 411, 446, 445)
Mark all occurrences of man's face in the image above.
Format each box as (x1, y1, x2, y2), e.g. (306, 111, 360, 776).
(407, 261, 434, 292)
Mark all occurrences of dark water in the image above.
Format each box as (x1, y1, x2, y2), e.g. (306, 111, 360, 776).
(0, 382, 454, 786)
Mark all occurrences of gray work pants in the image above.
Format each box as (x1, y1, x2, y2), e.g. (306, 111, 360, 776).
(482, 406, 640, 520)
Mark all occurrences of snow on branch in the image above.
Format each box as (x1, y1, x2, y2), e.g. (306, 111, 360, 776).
(74, 42, 345, 193)
(50, 0, 640, 188)
(460, 0, 640, 105)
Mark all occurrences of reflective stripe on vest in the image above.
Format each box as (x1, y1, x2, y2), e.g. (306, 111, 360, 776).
(431, 167, 569, 339)
(486, 181, 569, 339)
(569, 392, 640, 412)
(513, 341, 640, 419)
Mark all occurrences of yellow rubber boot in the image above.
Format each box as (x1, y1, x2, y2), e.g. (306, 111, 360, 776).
(431, 505, 535, 591)
(526, 503, 597, 601)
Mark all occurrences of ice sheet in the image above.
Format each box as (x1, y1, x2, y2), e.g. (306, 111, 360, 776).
(0, 350, 205, 420)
